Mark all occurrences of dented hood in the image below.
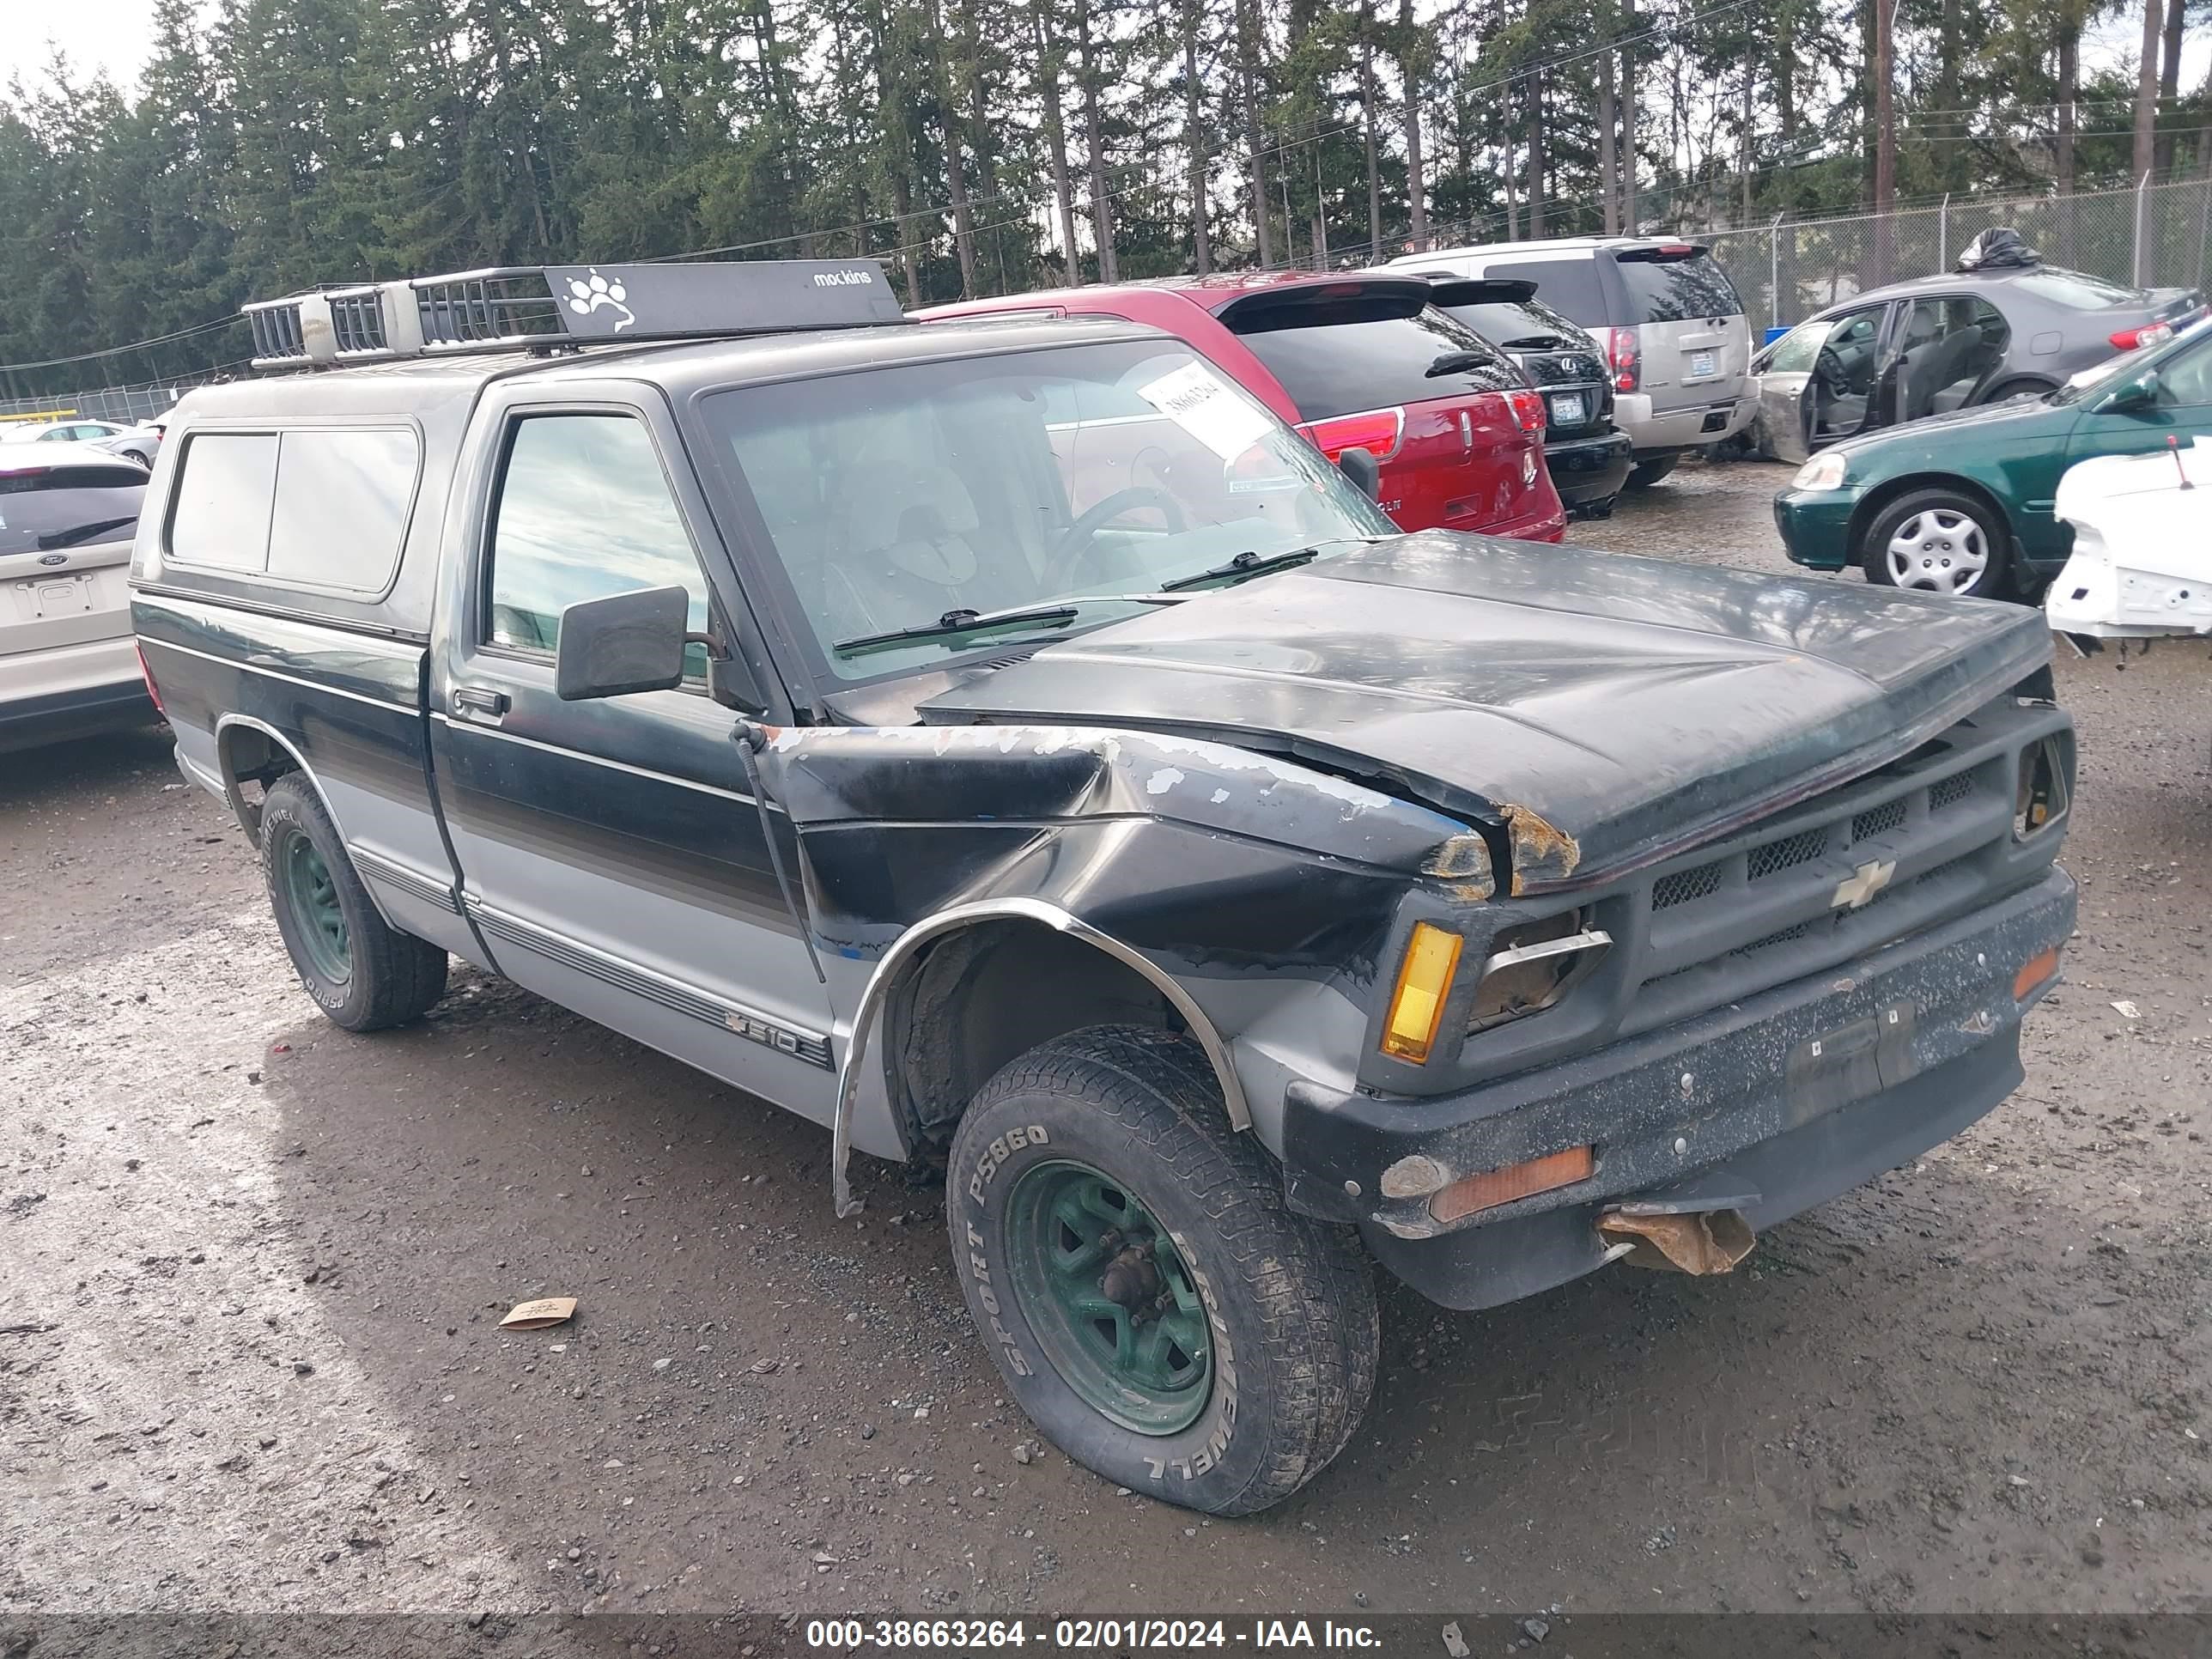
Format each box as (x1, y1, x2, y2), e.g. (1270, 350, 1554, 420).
(917, 534, 2051, 891)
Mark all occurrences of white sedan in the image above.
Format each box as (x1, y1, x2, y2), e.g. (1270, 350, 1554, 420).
(0, 417, 163, 468)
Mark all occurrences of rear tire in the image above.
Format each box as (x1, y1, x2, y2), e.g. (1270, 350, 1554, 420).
(946, 1024, 1378, 1516)
(1858, 486, 2013, 600)
(1978, 378, 2052, 405)
(260, 774, 447, 1031)
(1626, 454, 1679, 489)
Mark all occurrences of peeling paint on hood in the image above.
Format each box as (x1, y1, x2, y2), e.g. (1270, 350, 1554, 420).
(918, 532, 2053, 890)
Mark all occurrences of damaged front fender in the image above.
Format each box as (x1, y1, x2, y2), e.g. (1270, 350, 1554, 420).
(754, 723, 1487, 1213)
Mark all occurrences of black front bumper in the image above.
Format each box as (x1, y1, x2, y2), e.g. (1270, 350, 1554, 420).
(1542, 428, 1634, 507)
(1279, 868, 2075, 1310)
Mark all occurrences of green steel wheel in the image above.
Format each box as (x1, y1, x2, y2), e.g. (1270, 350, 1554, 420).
(258, 773, 448, 1031)
(276, 828, 351, 985)
(947, 1024, 1379, 1516)
(1002, 1159, 1212, 1436)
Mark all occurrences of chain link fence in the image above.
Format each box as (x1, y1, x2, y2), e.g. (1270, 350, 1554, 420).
(1710, 175, 2212, 337)
(0, 368, 245, 427)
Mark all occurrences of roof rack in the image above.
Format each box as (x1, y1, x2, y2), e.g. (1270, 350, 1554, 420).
(243, 258, 907, 369)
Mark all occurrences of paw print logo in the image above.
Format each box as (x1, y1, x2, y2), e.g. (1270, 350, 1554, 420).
(565, 269, 635, 331)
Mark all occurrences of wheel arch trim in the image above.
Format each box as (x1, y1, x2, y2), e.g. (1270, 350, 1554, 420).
(214, 713, 324, 837)
(830, 897, 1254, 1218)
(213, 712, 399, 930)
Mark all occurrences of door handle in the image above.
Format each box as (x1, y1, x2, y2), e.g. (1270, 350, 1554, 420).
(452, 686, 509, 724)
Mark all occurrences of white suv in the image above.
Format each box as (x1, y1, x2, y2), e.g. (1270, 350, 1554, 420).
(1, 453, 155, 752)
(1389, 236, 1755, 488)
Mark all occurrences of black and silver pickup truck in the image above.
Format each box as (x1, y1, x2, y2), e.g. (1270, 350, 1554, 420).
(131, 259, 2076, 1516)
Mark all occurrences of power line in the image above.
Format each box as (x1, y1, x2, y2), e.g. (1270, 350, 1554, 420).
(0, 313, 242, 376)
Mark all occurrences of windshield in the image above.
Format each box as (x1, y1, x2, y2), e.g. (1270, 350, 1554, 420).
(702, 339, 1395, 683)
(2051, 313, 2212, 405)
(1759, 315, 1842, 374)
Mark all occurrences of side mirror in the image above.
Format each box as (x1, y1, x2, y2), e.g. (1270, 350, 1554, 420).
(1336, 445, 1382, 501)
(554, 585, 690, 701)
(2106, 369, 2160, 413)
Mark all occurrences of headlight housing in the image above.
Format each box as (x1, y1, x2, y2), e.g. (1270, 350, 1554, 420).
(1791, 451, 1850, 491)
(1379, 910, 1615, 1066)
(1467, 912, 1612, 1033)
(2014, 734, 2070, 839)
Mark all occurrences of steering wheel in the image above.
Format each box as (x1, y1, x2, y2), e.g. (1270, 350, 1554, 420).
(1043, 486, 1188, 590)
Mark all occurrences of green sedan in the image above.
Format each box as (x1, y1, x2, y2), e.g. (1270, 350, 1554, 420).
(1773, 319, 2212, 599)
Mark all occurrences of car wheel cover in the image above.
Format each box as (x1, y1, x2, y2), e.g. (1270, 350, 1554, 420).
(1884, 507, 1990, 594)
(1002, 1159, 1213, 1435)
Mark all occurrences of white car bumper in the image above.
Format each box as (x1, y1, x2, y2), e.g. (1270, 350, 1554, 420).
(1613, 391, 1758, 453)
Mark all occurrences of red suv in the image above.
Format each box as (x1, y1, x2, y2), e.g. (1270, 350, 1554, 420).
(921, 272, 1567, 543)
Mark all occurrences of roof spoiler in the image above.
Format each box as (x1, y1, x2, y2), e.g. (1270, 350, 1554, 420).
(1412, 274, 1540, 307)
(1212, 272, 1437, 326)
(1613, 242, 1708, 263)
(244, 259, 908, 369)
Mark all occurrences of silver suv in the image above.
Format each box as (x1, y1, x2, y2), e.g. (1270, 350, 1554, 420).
(1389, 237, 1755, 487)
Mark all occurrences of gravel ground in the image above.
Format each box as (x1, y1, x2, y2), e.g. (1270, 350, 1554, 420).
(3, 458, 2209, 1624)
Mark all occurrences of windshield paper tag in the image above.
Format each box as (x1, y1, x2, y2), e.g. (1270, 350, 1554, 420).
(1136, 362, 1274, 462)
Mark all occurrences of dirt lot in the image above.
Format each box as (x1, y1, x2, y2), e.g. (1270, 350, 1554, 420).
(3, 458, 2209, 1623)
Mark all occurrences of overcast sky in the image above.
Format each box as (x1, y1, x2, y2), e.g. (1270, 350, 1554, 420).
(0, 0, 2199, 123)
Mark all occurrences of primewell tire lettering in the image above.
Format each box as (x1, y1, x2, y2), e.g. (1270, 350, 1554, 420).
(1137, 1229, 1237, 1484)
(967, 1122, 1048, 1204)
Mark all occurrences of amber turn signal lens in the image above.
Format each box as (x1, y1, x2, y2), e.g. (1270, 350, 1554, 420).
(1428, 1146, 1595, 1225)
(2013, 946, 2060, 1000)
(1381, 922, 1463, 1064)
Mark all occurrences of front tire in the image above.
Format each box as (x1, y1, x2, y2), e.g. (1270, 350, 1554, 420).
(946, 1025, 1378, 1516)
(260, 774, 448, 1031)
(1859, 486, 2011, 599)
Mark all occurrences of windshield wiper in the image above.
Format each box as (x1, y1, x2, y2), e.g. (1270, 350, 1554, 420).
(1158, 538, 1379, 593)
(1425, 349, 1491, 378)
(1500, 334, 1568, 349)
(832, 592, 1200, 659)
(834, 603, 1084, 658)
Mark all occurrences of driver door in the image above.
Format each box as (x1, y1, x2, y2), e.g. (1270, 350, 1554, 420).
(1799, 305, 1891, 454)
(427, 386, 840, 1118)
(1758, 307, 1884, 465)
(1755, 319, 1831, 465)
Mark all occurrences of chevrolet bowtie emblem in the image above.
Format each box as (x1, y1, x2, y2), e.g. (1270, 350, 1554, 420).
(1832, 859, 1897, 909)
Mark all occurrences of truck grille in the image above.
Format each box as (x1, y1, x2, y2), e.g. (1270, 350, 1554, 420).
(1620, 731, 2025, 1037)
